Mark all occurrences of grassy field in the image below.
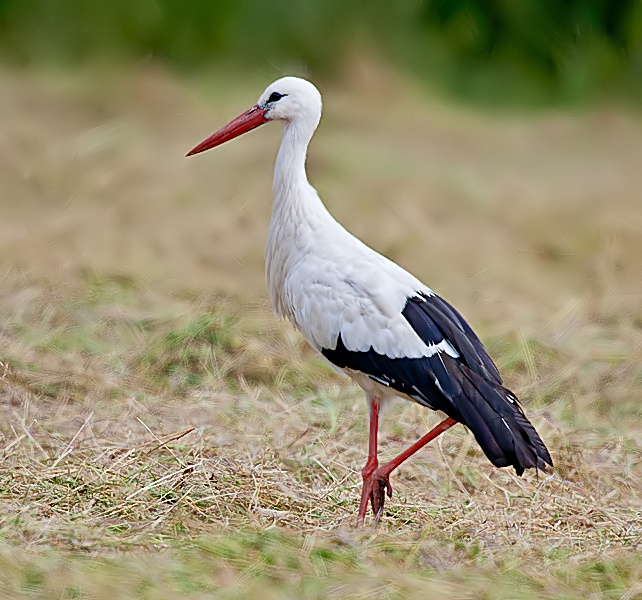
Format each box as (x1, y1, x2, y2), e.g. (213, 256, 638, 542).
(0, 61, 640, 598)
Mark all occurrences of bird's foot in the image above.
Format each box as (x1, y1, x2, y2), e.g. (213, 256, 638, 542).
(356, 467, 393, 527)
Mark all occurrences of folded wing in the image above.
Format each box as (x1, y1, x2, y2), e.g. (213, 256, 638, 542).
(322, 293, 552, 475)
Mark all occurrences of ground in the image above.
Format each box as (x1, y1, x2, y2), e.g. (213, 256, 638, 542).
(0, 62, 640, 598)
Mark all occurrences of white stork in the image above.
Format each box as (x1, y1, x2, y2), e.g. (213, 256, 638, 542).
(187, 77, 553, 525)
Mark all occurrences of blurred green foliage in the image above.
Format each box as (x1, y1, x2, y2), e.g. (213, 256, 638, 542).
(0, 0, 641, 104)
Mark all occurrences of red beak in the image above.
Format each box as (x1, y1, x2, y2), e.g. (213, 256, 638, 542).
(186, 105, 269, 157)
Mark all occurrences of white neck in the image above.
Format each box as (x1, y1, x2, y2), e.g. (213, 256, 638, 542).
(270, 117, 334, 223)
(273, 122, 313, 206)
(265, 119, 337, 318)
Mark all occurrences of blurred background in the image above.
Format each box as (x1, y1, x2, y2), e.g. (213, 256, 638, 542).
(1, 0, 640, 311)
(0, 0, 639, 431)
(1, 0, 642, 104)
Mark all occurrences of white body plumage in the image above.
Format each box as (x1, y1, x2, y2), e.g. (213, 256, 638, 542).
(263, 78, 456, 370)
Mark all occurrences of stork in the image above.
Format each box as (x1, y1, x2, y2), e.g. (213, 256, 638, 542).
(187, 77, 553, 526)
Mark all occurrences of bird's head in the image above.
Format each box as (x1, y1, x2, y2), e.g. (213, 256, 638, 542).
(187, 76, 322, 157)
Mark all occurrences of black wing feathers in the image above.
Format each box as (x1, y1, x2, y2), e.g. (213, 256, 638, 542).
(321, 293, 552, 475)
(403, 294, 502, 385)
(323, 335, 448, 411)
(447, 357, 552, 473)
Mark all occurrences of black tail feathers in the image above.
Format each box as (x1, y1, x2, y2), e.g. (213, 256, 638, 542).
(444, 359, 553, 476)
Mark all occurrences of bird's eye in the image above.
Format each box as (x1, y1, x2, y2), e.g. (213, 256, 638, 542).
(267, 92, 286, 103)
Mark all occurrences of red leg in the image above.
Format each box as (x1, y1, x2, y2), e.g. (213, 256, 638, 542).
(356, 398, 380, 526)
(377, 417, 457, 479)
(357, 415, 458, 526)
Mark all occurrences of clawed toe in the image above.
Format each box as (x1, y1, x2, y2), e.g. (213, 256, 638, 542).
(357, 469, 394, 526)
(356, 415, 457, 526)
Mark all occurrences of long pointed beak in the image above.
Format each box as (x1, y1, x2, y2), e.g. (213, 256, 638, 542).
(186, 104, 269, 157)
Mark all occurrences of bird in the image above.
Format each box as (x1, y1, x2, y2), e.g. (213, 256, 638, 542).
(187, 76, 553, 526)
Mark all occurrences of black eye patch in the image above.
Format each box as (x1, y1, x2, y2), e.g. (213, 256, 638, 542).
(267, 92, 287, 103)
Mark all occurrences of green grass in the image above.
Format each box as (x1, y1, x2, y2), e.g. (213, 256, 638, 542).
(0, 64, 640, 597)
(1, 530, 641, 599)
(1, 1, 642, 104)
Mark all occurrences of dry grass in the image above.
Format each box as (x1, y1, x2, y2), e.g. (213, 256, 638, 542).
(0, 61, 640, 597)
